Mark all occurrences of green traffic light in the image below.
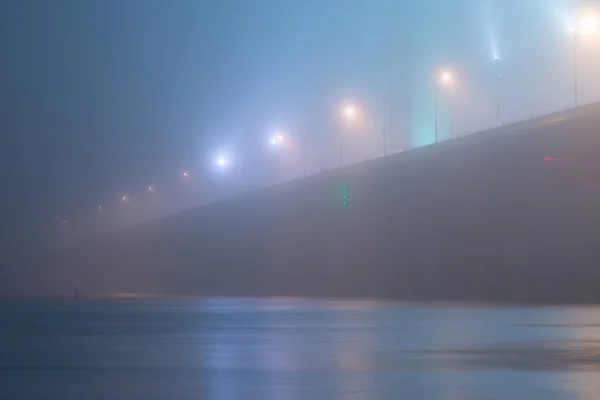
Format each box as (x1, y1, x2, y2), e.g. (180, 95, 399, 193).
(341, 183, 348, 205)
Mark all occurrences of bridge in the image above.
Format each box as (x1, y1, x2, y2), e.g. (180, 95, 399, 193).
(51, 102, 600, 302)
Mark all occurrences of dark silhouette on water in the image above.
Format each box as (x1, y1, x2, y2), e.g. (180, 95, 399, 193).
(73, 285, 80, 301)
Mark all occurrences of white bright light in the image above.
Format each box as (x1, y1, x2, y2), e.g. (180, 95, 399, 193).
(581, 14, 599, 35)
(489, 31, 499, 62)
(215, 155, 229, 168)
(182, 171, 189, 177)
(440, 70, 453, 85)
(269, 133, 286, 147)
(436, 69, 457, 90)
(98, 205, 102, 210)
(148, 185, 153, 192)
(343, 105, 357, 119)
(121, 195, 127, 201)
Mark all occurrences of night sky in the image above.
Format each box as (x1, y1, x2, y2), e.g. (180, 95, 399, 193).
(0, 0, 598, 257)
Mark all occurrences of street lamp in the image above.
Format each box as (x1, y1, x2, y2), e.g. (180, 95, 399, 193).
(214, 154, 229, 170)
(340, 103, 359, 166)
(269, 133, 285, 148)
(210, 153, 232, 201)
(440, 71, 453, 85)
(343, 105, 357, 119)
(493, 56, 502, 128)
(382, 96, 388, 157)
(268, 132, 288, 183)
(580, 13, 599, 35)
(572, 13, 599, 107)
(301, 134, 307, 177)
(435, 69, 455, 143)
(270, 130, 309, 180)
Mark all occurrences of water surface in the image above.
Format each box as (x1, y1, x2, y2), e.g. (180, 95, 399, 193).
(2, 298, 600, 399)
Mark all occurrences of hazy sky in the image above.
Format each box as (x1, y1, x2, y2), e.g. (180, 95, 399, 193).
(1, 0, 598, 253)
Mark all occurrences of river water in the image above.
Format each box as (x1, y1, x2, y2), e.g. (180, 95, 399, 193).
(2, 298, 600, 399)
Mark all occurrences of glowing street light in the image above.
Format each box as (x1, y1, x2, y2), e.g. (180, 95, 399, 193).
(343, 105, 357, 120)
(572, 13, 599, 106)
(272, 129, 309, 177)
(97, 205, 102, 211)
(435, 69, 455, 143)
(148, 185, 154, 192)
(268, 130, 305, 181)
(580, 14, 599, 36)
(268, 131, 287, 183)
(182, 171, 189, 178)
(269, 133, 285, 148)
(121, 195, 128, 201)
(214, 154, 230, 170)
(440, 71, 453, 86)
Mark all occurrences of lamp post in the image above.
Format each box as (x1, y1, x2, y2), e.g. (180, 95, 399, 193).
(268, 133, 287, 183)
(572, 14, 598, 107)
(574, 34, 579, 107)
(382, 96, 388, 157)
(435, 70, 454, 143)
(340, 104, 358, 166)
(493, 57, 502, 128)
(301, 135, 307, 177)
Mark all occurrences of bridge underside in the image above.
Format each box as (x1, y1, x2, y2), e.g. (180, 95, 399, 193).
(54, 103, 600, 303)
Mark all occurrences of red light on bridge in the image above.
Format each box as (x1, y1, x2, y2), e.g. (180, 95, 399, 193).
(544, 156, 559, 162)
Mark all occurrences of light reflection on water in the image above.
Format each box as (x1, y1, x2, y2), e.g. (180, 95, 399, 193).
(2, 298, 600, 399)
